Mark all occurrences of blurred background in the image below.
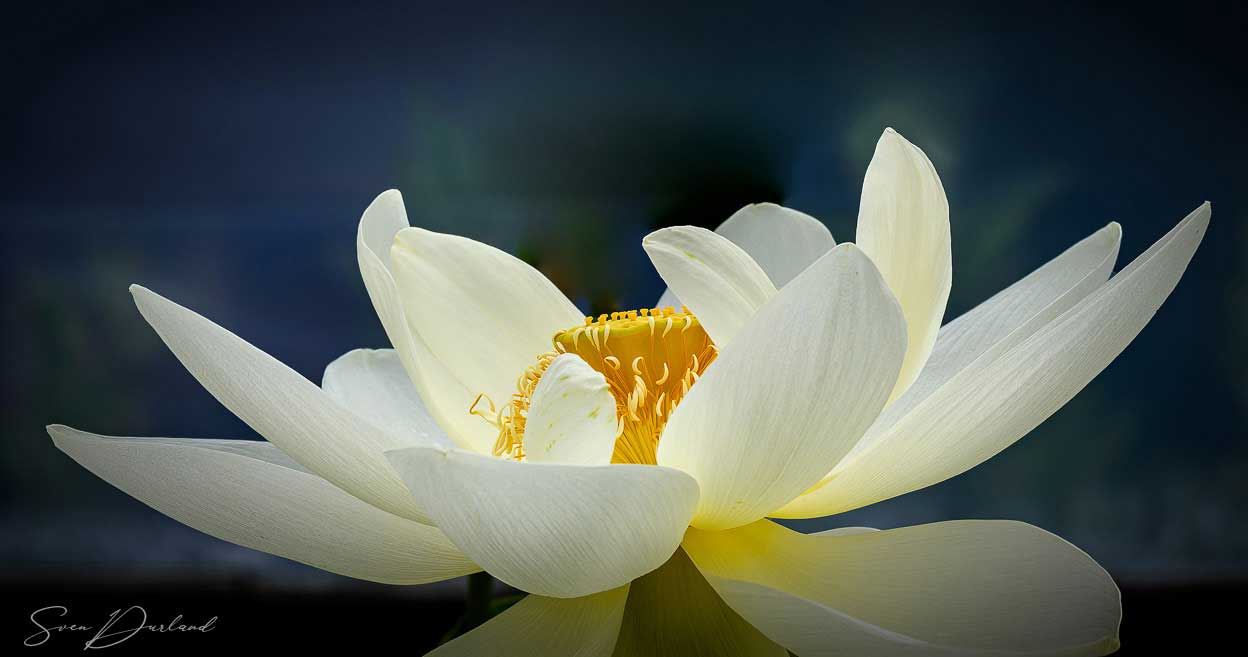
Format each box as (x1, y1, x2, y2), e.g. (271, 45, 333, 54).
(2, 0, 1244, 652)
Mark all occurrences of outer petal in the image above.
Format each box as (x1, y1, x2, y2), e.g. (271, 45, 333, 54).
(775, 204, 1208, 519)
(856, 128, 952, 403)
(915, 223, 1121, 397)
(322, 348, 454, 449)
(611, 549, 787, 657)
(49, 426, 478, 585)
(643, 226, 778, 345)
(523, 354, 619, 466)
(656, 203, 834, 308)
(428, 586, 630, 657)
(782, 222, 1121, 514)
(683, 520, 1121, 657)
(390, 226, 584, 426)
(385, 446, 699, 598)
(357, 191, 494, 452)
(657, 244, 906, 530)
(130, 285, 432, 523)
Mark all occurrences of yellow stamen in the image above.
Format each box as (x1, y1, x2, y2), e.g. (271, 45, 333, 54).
(483, 308, 717, 465)
(488, 351, 560, 462)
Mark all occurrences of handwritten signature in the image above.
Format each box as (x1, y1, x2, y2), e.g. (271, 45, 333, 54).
(25, 605, 216, 649)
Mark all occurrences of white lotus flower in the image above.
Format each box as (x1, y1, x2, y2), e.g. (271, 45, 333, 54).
(50, 128, 1209, 656)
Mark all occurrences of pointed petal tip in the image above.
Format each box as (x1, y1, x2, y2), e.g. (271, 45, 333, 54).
(879, 126, 909, 144)
(640, 226, 676, 246)
(1195, 200, 1212, 221)
(367, 188, 403, 208)
(128, 285, 159, 312)
(642, 224, 705, 245)
(828, 241, 864, 259)
(1094, 222, 1123, 245)
(46, 424, 87, 452)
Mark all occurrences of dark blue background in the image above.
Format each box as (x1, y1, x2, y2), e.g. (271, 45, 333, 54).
(2, 0, 1244, 645)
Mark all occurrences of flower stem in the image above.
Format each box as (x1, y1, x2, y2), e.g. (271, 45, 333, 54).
(439, 571, 495, 644)
(464, 571, 494, 628)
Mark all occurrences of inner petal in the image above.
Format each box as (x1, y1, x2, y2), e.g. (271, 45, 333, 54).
(480, 307, 718, 465)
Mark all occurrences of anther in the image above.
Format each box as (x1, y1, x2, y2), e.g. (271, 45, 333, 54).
(654, 362, 670, 385)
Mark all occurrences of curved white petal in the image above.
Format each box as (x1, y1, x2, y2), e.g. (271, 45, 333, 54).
(523, 354, 619, 466)
(643, 226, 777, 346)
(784, 223, 1122, 514)
(49, 426, 478, 585)
(923, 223, 1121, 389)
(716, 203, 837, 288)
(655, 203, 834, 308)
(856, 128, 952, 403)
(775, 204, 1208, 519)
(427, 586, 630, 657)
(612, 549, 787, 657)
(872, 223, 1121, 433)
(130, 285, 433, 523)
(683, 520, 1121, 657)
(357, 191, 495, 453)
(322, 349, 454, 449)
(657, 244, 906, 530)
(389, 226, 584, 431)
(385, 446, 699, 598)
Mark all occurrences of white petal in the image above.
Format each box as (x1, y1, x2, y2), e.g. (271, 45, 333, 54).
(130, 285, 432, 523)
(612, 549, 787, 657)
(715, 203, 837, 288)
(428, 586, 629, 657)
(643, 226, 777, 345)
(683, 520, 1121, 657)
(322, 348, 454, 449)
(784, 223, 1122, 515)
(656, 244, 906, 530)
(856, 128, 952, 403)
(775, 204, 1208, 519)
(812, 526, 879, 537)
(385, 446, 698, 598)
(49, 425, 477, 585)
(923, 223, 1121, 388)
(523, 354, 619, 466)
(389, 226, 584, 430)
(357, 191, 495, 453)
(872, 223, 1121, 432)
(655, 203, 834, 308)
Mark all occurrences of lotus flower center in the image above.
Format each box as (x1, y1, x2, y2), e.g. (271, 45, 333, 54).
(480, 306, 717, 465)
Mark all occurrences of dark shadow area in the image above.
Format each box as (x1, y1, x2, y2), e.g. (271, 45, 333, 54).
(2, 574, 1242, 654)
